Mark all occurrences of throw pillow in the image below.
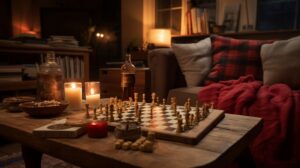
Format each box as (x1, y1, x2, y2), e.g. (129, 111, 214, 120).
(172, 37, 212, 87)
(261, 35, 300, 89)
(204, 35, 269, 85)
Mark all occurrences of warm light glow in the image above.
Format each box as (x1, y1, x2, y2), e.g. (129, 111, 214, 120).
(90, 88, 95, 95)
(148, 29, 171, 47)
(96, 33, 104, 38)
(71, 83, 76, 89)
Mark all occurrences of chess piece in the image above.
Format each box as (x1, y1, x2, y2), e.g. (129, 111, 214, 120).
(134, 102, 139, 117)
(134, 92, 138, 103)
(118, 108, 123, 121)
(142, 93, 146, 105)
(156, 96, 159, 106)
(109, 105, 114, 122)
(138, 108, 142, 123)
(129, 97, 133, 106)
(99, 104, 103, 114)
(195, 101, 200, 123)
(105, 104, 109, 121)
(151, 92, 156, 106)
(173, 101, 177, 116)
(85, 104, 90, 119)
(190, 114, 195, 126)
(162, 98, 166, 110)
(93, 108, 97, 120)
(150, 105, 153, 119)
(176, 117, 183, 133)
(184, 108, 190, 130)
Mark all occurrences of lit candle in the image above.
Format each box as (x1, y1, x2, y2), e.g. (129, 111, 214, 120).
(85, 82, 101, 108)
(86, 121, 108, 138)
(64, 82, 82, 110)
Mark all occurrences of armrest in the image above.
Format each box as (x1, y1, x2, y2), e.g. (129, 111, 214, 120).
(148, 48, 186, 99)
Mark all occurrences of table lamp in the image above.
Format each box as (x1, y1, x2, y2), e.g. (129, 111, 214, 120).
(148, 28, 171, 49)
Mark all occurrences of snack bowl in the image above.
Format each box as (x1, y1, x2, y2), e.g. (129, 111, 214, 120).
(2, 96, 36, 112)
(19, 100, 68, 118)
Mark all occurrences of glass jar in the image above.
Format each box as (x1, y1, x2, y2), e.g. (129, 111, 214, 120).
(37, 51, 64, 101)
(120, 53, 136, 100)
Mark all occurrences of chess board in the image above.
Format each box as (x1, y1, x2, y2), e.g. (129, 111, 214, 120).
(97, 102, 224, 145)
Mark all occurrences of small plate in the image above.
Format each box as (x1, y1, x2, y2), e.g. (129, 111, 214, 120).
(19, 101, 68, 118)
(2, 96, 35, 112)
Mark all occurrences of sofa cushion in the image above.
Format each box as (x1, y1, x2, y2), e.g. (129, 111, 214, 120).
(204, 35, 269, 85)
(261, 35, 300, 89)
(168, 87, 202, 105)
(172, 37, 212, 87)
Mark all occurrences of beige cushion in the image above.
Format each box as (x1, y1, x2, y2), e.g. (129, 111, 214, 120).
(261, 36, 300, 89)
(172, 38, 212, 87)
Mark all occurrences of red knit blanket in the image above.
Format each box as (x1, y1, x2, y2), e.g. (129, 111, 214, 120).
(198, 76, 300, 168)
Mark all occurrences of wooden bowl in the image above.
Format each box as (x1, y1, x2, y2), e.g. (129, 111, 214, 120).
(2, 96, 35, 112)
(19, 101, 68, 118)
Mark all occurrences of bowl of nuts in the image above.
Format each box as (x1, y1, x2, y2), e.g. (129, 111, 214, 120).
(2, 96, 36, 112)
(19, 100, 68, 118)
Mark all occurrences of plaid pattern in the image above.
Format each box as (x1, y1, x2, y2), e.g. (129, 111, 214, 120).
(204, 35, 270, 85)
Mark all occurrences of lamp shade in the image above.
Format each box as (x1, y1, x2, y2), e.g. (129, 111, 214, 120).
(148, 29, 171, 47)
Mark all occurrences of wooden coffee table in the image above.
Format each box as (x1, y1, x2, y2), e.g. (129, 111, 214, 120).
(0, 108, 262, 168)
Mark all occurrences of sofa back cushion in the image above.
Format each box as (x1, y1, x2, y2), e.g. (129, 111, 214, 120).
(261, 35, 300, 89)
(204, 35, 269, 85)
(172, 37, 212, 87)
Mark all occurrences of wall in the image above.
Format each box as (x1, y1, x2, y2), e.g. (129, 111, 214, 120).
(121, 0, 144, 57)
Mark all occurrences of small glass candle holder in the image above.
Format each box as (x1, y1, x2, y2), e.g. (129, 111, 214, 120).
(85, 81, 101, 109)
(64, 82, 82, 111)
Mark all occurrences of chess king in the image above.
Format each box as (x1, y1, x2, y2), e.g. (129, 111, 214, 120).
(120, 53, 136, 100)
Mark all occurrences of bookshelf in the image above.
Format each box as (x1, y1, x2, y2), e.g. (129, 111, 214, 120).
(0, 40, 91, 92)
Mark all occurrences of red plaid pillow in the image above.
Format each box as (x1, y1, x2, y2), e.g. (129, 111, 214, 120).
(204, 35, 271, 85)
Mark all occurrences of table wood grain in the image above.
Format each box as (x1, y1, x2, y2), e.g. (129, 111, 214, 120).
(0, 109, 262, 168)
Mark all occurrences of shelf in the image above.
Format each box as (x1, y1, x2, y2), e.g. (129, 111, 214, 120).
(0, 80, 36, 91)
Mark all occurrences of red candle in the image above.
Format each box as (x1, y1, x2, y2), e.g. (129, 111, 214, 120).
(86, 121, 108, 138)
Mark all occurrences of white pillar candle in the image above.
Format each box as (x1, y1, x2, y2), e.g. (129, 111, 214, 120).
(64, 82, 82, 110)
(86, 88, 100, 108)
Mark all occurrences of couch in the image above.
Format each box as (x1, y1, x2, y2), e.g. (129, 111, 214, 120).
(148, 30, 300, 168)
(148, 30, 300, 105)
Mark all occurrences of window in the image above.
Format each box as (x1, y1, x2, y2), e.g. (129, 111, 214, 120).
(155, 0, 182, 34)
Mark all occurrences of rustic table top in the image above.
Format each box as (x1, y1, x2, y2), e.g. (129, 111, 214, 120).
(0, 108, 262, 168)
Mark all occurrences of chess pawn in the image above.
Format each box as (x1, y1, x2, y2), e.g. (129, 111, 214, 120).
(134, 102, 139, 117)
(156, 96, 160, 106)
(142, 93, 146, 105)
(129, 97, 133, 106)
(162, 98, 166, 110)
(190, 114, 195, 126)
(134, 92, 138, 102)
(150, 105, 153, 119)
(118, 108, 123, 121)
(137, 108, 142, 123)
(110, 109, 114, 122)
(105, 104, 109, 121)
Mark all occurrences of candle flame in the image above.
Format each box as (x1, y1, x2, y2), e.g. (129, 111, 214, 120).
(71, 83, 76, 89)
(90, 88, 95, 95)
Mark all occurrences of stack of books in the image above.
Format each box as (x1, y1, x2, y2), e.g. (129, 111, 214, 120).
(0, 65, 23, 82)
(48, 36, 79, 47)
(187, 8, 210, 34)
